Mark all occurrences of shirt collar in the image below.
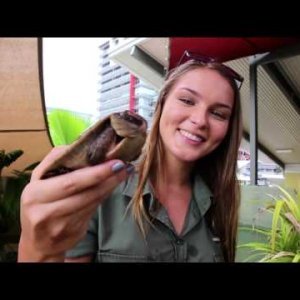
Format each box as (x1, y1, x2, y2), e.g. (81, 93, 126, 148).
(122, 173, 157, 216)
(122, 172, 213, 217)
(122, 172, 153, 198)
(191, 173, 213, 217)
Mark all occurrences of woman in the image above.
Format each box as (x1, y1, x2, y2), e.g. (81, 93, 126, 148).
(18, 54, 243, 262)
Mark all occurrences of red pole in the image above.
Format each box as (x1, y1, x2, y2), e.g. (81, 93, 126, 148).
(129, 74, 136, 111)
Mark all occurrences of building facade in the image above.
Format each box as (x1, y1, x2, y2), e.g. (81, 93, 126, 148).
(98, 40, 158, 128)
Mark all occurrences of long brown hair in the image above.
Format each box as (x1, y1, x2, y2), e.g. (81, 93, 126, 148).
(130, 60, 243, 262)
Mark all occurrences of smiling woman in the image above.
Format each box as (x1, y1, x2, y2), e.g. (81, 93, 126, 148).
(42, 38, 105, 118)
(18, 54, 243, 263)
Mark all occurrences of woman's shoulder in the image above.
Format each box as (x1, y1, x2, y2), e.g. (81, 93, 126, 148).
(104, 171, 139, 202)
(98, 172, 140, 221)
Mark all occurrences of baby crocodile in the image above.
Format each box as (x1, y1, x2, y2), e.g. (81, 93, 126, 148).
(41, 110, 147, 179)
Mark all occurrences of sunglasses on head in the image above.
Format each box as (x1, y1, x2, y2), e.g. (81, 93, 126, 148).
(177, 50, 244, 90)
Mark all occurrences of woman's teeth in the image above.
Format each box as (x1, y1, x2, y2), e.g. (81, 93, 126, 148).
(179, 129, 203, 142)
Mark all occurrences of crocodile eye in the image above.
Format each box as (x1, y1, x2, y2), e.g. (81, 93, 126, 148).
(124, 111, 143, 126)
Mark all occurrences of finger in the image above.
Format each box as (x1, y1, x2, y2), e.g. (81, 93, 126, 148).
(41, 169, 131, 218)
(47, 207, 95, 255)
(31, 146, 69, 181)
(38, 193, 104, 254)
(24, 160, 133, 204)
(42, 199, 99, 245)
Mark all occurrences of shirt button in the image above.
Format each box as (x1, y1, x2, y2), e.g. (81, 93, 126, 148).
(175, 239, 184, 245)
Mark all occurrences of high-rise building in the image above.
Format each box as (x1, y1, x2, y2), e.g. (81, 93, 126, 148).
(98, 39, 158, 128)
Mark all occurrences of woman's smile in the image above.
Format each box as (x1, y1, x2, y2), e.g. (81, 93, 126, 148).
(177, 129, 206, 145)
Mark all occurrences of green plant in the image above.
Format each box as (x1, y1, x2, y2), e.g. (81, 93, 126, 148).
(239, 185, 300, 262)
(47, 108, 93, 145)
(0, 149, 24, 169)
(0, 150, 39, 261)
(0, 149, 24, 199)
(0, 149, 23, 230)
(0, 149, 23, 177)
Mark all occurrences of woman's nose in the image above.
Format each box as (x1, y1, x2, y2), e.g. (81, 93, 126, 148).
(189, 109, 209, 129)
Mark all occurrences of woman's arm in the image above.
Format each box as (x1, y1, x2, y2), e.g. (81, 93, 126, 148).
(18, 147, 130, 262)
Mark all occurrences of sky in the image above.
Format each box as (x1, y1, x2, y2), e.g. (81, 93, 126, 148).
(43, 38, 107, 118)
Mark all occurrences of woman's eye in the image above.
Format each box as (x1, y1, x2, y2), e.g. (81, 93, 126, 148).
(179, 98, 194, 105)
(211, 110, 229, 120)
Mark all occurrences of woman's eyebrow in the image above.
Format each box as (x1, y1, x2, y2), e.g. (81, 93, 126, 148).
(214, 103, 232, 110)
(180, 87, 202, 97)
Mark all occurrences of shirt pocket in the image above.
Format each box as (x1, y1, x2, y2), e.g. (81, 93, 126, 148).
(97, 251, 151, 263)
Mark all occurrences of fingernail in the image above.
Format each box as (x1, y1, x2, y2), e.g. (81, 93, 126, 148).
(126, 164, 135, 174)
(112, 162, 125, 173)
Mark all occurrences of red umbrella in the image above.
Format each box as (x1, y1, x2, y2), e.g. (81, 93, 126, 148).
(169, 37, 300, 69)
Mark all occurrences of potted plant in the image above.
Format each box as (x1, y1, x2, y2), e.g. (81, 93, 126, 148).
(239, 185, 300, 262)
(0, 109, 93, 261)
(0, 150, 38, 261)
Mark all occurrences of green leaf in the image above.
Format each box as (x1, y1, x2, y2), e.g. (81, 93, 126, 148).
(239, 226, 271, 237)
(22, 161, 40, 172)
(264, 256, 294, 263)
(276, 185, 300, 219)
(242, 252, 268, 262)
(47, 109, 93, 146)
(292, 253, 300, 262)
(0, 150, 24, 169)
(271, 200, 284, 252)
(238, 242, 272, 252)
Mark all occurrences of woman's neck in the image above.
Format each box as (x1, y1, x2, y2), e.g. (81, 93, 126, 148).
(152, 152, 193, 235)
(158, 152, 193, 187)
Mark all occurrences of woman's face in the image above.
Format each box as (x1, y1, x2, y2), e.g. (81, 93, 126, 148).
(159, 67, 235, 163)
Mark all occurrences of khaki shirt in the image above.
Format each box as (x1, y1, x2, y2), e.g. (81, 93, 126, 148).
(65, 173, 224, 262)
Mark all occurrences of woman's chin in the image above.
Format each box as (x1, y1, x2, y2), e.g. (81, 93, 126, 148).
(173, 151, 205, 163)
